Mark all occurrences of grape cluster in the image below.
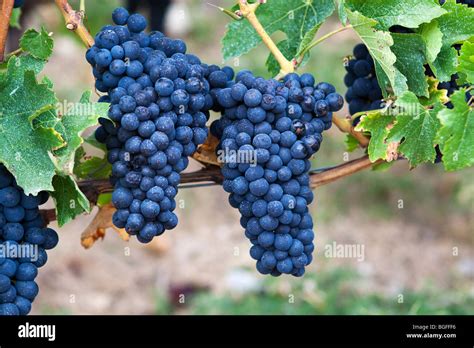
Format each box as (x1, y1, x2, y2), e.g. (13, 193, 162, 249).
(0, 165, 58, 316)
(211, 71, 344, 277)
(87, 8, 233, 243)
(344, 44, 384, 118)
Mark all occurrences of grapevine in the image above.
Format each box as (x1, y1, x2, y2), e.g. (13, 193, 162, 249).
(0, 0, 471, 315)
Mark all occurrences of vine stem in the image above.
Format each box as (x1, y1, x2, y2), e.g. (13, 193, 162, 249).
(54, 0, 94, 48)
(0, 0, 14, 62)
(238, 0, 294, 76)
(40, 156, 380, 222)
(332, 115, 370, 147)
(296, 25, 352, 66)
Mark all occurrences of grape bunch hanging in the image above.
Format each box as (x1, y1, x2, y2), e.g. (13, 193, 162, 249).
(87, 8, 232, 243)
(86, 7, 344, 277)
(211, 72, 344, 276)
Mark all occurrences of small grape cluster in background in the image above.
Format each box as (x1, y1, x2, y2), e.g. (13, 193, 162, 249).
(0, 165, 58, 315)
(343, 44, 384, 120)
(211, 71, 344, 277)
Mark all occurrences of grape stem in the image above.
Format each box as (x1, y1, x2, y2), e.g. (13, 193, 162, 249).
(295, 25, 353, 66)
(40, 157, 381, 222)
(238, 0, 294, 77)
(0, 0, 14, 62)
(54, 0, 94, 48)
(332, 115, 370, 147)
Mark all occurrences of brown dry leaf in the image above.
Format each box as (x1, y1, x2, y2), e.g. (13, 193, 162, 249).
(385, 123, 400, 162)
(386, 141, 400, 162)
(81, 203, 129, 249)
(192, 134, 221, 166)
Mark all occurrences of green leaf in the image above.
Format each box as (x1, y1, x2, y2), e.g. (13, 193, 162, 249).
(346, 9, 407, 97)
(0, 56, 64, 195)
(10, 8, 21, 29)
(295, 22, 322, 59)
(372, 161, 394, 171)
(386, 92, 442, 167)
(419, 77, 450, 107)
(97, 193, 112, 207)
(431, 46, 459, 82)
(458, 41, 474, 84)
(344, 134, 359, 152)
(52, 91, 109, 175)
(418, 21, 443, 64)
(74, 155, 112, 180)
(431, 0, 474, 81)
(19, 27, 53, 60)
(355, 111, 395, 162)
(222, 0, 335, 60)
(50, 175, 90, 227)
(73, 146, 111, 180)
(436, 89, 474, 171)
(391, 33, 429, 97)
(0, 54, 45, 90)
(345, 0, 446, 31)
(335, 0, 347, 24)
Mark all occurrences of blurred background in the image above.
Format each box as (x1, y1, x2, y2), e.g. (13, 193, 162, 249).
(7, 0, 473, 314)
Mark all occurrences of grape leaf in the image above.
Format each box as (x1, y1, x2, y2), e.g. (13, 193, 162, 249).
(74, 146, 111, 180)
(10, 8, 21, 29)
(355, 111, 395, 162)
(436, 89, 474, 171)
(418, 21, 443, 64)
(346, 9, 407, 97)
(386, 92, 442, 167)
(458, 41, 474, 84)
(345, 0, 446, 31)
(432, 46, 459, 82)
(0, 56, 64, 195)
(97, 193, 112, 207)
(335, 0, 347, 24)
(0, 55, 45, 90)
(222, 0, 335, 60)
(372, 161, 394, 171)
(344, 134, 359, 152)
(52, 91, 109, 175)
(419, 77, 450, 107)
(50, 175, 90, 227)
(391, 33, 429, 97)
(431, 0, 474, 81)
(19, 27, 53, 61)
